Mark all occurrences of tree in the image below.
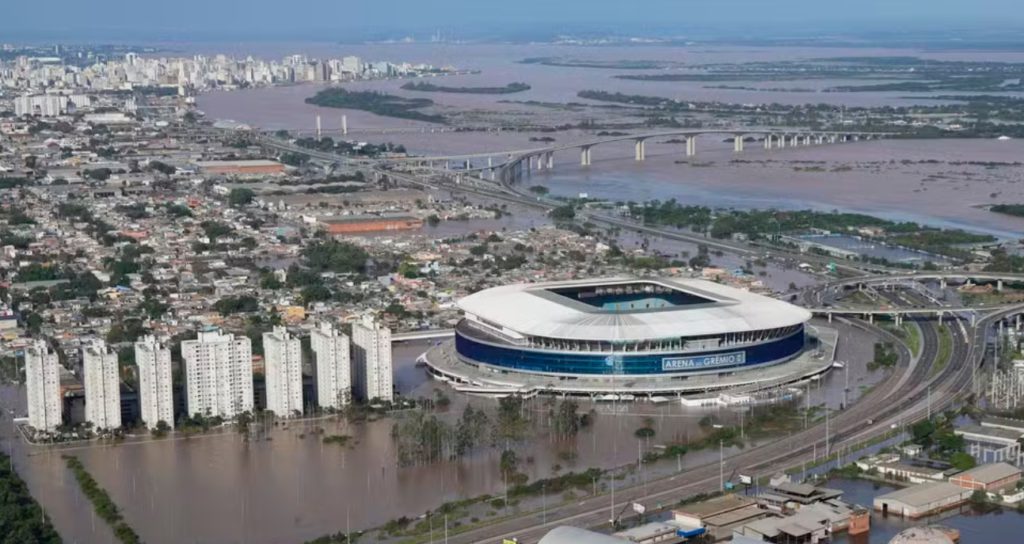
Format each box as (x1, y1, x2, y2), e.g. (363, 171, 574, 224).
(228, 188, 255, 207)
(302, 240, 369, 274)
(950, 452, 977, 471)
(550, 205, 576, 222)
(499, 449, 519, 479)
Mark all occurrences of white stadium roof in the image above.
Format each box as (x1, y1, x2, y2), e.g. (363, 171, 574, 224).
(458, 277, 811, 342)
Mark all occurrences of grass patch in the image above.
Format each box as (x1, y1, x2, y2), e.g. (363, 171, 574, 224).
(902, 322, 922, 358)
(932, 324, 953, 377)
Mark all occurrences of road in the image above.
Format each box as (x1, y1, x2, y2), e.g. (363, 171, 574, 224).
(439, 300, 1014, 544)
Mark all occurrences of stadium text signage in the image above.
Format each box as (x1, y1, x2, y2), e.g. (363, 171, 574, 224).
(662, 351, 745, 371)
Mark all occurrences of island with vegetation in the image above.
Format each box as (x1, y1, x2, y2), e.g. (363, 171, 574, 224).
(305, 88, 445, 124)
(519, 57, 681, 70)
(990, 204, 1024, 218)
(401, 81, 530, 94)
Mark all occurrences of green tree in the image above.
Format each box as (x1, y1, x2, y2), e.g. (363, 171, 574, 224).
(228, 188, 256, 207)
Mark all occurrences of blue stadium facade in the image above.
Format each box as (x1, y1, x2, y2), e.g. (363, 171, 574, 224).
(455, 321, 806, 377)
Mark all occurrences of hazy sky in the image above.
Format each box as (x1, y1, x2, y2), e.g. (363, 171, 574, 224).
(7, 0, 1024, 41)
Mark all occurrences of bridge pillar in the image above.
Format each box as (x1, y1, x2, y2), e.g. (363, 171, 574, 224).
(686, 136, 697, 157)
(733, 135, 744, 153)
(464, 159, 471, 170)
(938, 311, 943, 326)
(488, 156, 493, 168)
(316, 115, 322, 140)
(829, 134, 838, 144)
(817, 135, 825, 145)
(546, 152, 554, 169)
(635, 139, 647, 161)
(791, 134, 801, 147)
(998, 279, 1004, 292)
(764, 135, 772, 150)
(868, 314, 874, 324)
(581, 146, 592, 166)
(827, 312, 832, 323)
(444, 160, 450, 170)
(803, 135, 812, 146)
(490, 169, 496, 181)
(940, 278, 947, 290)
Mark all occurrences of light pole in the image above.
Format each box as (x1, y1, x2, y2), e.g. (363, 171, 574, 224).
(719, 439, 724, 492)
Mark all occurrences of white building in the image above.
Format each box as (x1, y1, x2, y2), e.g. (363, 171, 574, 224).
(14, 94, 66, 117)
(311, 321, 351, 409)
(135, 335, 174, 430)
(24, 340, 62, 432)
(263, 326, 303, 417)
(82, 340, 122, 430)
(352, 318, 393, 403)
(181, 330, 253, 419)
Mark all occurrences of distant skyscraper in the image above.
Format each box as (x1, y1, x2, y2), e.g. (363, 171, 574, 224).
(311, 322, 351, 409)
(24, 340, 62, 432)
(352, 318, 393, 403)
(181, 330, 253, 419)
(82, 340, 122, 430)
(263, 326, 303, 417)
(135, 335, 174, 430)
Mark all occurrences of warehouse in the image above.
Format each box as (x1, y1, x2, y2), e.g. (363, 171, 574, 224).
(873, 482, 972, 518)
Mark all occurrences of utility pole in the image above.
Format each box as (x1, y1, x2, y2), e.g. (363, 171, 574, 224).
(720, 439, 724, 492)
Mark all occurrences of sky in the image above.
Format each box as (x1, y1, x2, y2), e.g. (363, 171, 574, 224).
(5, 0, 1024, 42)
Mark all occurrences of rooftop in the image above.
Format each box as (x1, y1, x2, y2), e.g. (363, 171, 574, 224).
(952, 462, 1022, 484)
(458, 277, 811, 342)
(875, 482, 968, 507)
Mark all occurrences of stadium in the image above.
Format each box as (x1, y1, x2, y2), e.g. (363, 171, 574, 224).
(423, 277, 836, 398)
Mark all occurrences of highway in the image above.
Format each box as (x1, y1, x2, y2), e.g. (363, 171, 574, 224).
(439, 302, 1015, 544)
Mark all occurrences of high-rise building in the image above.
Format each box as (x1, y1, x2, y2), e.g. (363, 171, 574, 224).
(181, 330, 253, 419)
(135, 335, 174, 430)
(262, 326, 303, 417)
(310, 322, 351, 409)
(82, 340, 122, 430)
(24, 340, 62, 432)
(351, 318, 393, 403)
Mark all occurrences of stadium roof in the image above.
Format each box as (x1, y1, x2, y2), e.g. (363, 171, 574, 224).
(458, 277, 811, 342)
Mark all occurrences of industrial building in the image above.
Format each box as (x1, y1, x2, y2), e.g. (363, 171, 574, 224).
(320, 214, 423, 235)
(873, 481, 972, 518)
(195, 159, 286, 176)
(948, 462, 1022, 493)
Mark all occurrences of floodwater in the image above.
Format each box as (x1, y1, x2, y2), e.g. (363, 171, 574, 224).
(194, 43, 1024, 239)
(827, 477, 1024, 543)
(3, 318, 880, 544)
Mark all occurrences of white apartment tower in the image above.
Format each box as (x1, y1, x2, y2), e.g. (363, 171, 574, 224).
(135, 335, 174, 430)
(24, 340, 62, 432)
(262, 326, 303, 417)
(310, 322, 351, 409)
(351, 318, 393, 403)
(181, 330, 253, 419)
(82, 340, 122, 430)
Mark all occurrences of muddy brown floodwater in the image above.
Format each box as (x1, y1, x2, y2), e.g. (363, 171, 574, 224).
(2, 318, 883, 544)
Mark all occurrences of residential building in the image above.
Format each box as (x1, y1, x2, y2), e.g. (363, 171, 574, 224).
(24, 340, 62, 432)
(263, 326, 303, 417)
(352, 317, 393, 403)
(181, 330, 253, 419)
(135, 335, 174, 430)
(82, 340, 122, 430)
(311, 321, 351, 409)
